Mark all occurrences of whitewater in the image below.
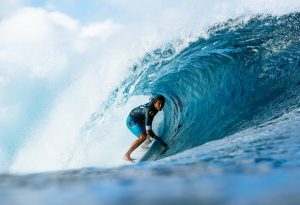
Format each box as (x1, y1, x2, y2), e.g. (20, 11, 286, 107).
(0, 0, 300, 204)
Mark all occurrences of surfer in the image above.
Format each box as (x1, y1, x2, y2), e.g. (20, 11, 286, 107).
(123, 94, 168, 162)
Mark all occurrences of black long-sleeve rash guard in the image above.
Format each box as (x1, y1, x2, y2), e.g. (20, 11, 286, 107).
(129, 101, 158, 131)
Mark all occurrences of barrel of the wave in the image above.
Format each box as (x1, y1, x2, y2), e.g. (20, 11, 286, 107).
(140, 13, 300, 162)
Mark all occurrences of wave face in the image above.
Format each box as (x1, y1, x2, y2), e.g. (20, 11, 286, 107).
(128, 13, 300, 160)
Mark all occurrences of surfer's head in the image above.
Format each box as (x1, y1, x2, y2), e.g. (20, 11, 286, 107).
(153, 95, 165, 111)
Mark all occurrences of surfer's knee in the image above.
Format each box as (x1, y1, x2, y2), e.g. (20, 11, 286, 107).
(139, 134, 146, 142)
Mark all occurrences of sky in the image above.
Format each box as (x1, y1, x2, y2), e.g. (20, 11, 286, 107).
(26, 0, 124, 22)
(1, 0, 173, 23)
(1, 0, 117, 21)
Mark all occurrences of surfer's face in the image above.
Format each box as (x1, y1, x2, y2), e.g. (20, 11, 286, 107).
(154, 100, 164, 111)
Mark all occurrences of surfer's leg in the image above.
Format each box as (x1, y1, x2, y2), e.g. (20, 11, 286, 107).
(125, 117, 147, 161)
(123, 134, 146, 162)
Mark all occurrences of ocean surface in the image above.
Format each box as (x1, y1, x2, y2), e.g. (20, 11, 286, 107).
(1, 10, 300, 205)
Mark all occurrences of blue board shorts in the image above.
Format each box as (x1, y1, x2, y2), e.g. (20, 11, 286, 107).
(126, 115, 146, 138)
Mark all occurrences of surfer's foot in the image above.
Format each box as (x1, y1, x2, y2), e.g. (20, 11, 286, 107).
(123, 155, 134, 162)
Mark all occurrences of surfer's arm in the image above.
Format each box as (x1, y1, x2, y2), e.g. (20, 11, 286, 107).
(146, 130, 168, 147)
(146, 130, 156, 138)
(145, 107, 159, 135)
(145, 109, 167, 147)
(155, 136, 168, 148)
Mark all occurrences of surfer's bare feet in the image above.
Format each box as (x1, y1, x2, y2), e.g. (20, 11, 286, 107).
(123, 155, 134, 162)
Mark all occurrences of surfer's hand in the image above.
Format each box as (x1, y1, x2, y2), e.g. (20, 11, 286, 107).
(148, 134, 168, 148)
(161, 141, 168, 148)
(148, 133, 157, 140)
(156, 137, 167, 148)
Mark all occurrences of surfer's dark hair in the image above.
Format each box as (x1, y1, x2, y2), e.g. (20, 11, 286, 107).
(154, 95, 165, 103)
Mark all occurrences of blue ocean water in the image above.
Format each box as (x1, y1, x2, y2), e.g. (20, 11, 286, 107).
(136, 13, 300, 160)
(1, 13, 300, 205)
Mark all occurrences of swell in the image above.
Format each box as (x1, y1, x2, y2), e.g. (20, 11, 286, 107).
(137, 13, 300, 160)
